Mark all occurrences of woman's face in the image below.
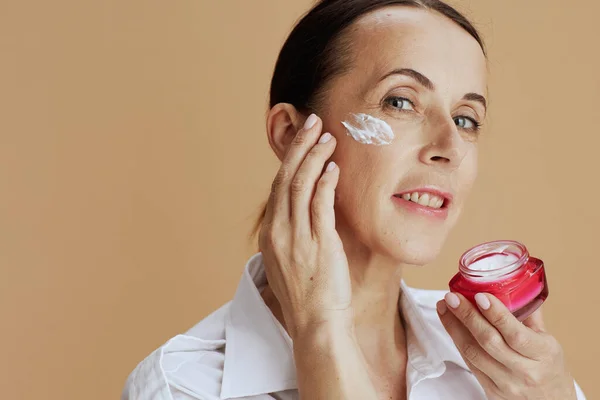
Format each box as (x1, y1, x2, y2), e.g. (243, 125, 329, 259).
(322, 7, 488, 265)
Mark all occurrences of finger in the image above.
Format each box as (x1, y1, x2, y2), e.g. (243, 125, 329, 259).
(437, 299, 513, 385)
(522, 306, 546, 333)
(271, 113, 322, 223)
(292, 132, 337, 236)
(462, 359, 502, 396)
(311, 160, 340, 238)
(474, 293, 546, 358)
(443, 292, 522, 368)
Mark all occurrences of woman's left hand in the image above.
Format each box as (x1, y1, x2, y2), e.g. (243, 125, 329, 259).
(437, 292, 577, 400)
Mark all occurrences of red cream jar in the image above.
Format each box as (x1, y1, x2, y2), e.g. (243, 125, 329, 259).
(449, 240, 549, 321)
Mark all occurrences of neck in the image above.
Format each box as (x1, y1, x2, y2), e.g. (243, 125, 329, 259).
(337, 227, 407, 358)
(261, 228, 408, 370)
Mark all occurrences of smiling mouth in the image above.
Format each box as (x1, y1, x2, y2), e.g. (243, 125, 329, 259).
(393, 192, 448, 209)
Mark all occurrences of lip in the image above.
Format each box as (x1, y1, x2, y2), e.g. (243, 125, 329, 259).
(391, 186, 453, 220)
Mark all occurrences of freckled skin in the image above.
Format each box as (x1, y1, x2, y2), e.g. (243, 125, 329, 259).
(318, 7, 487, 266)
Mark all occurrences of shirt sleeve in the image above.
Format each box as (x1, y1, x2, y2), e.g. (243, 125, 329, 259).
(122, 335, 226, 400)
(121, 346, 177, 400)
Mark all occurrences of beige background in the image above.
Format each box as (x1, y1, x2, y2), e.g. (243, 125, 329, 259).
(1, 0, 598, 398)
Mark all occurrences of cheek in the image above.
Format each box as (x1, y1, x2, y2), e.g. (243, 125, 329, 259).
(341, 113, 395, 146)
(336, 150, 378, 196)
(454, 149, 479, 208)
(464, 149, 479, 189)
(333, 146, 389, 215)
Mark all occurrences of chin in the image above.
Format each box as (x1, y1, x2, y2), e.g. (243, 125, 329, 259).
(382, 234, 447, 266)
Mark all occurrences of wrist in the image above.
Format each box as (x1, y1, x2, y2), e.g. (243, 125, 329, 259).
(291, 315, 378, 400)
(288, 309, 355, 342)
(291, 316, 356, 348)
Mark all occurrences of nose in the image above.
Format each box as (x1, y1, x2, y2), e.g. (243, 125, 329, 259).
(418, 117, 468, 171)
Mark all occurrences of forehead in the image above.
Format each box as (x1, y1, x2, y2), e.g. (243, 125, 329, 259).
(348, 6, 487, 96)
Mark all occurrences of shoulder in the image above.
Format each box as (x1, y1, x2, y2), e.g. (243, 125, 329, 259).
(122, 304, 230, 400)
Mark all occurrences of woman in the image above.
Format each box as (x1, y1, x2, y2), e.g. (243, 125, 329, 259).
(123, 0, 586, 399)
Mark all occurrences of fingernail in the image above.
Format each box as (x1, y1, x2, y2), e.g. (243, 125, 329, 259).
(304, 113, 318, 130)
(319, 132, 332, 144)
(437, 300, 447, 315)
(445, 292, 460, 309)
(475, 293, 491, 310)
(326, 161, 337, 172)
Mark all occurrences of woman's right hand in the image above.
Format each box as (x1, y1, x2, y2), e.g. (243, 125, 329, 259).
(258, 113, 353, 340)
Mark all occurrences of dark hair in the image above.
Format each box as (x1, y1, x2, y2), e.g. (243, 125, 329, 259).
(253, 0, 486, 240)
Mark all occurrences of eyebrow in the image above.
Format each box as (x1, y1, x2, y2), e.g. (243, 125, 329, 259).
(379, 68, 487, 111)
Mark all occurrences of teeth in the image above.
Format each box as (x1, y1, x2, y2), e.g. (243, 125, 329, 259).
(418, 193, 430, 206)
(398, 192, 445, 209)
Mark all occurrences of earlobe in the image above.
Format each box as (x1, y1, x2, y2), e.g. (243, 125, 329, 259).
(266, 103, 306, 161)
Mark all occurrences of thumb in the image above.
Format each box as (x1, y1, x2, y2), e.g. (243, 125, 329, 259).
(522, 306, 546, 332)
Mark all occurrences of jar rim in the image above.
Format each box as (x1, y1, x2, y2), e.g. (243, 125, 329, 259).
(459, 240, 529, 280)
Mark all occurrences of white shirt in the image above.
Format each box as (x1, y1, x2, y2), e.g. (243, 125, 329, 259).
(123, 253, 586, 400)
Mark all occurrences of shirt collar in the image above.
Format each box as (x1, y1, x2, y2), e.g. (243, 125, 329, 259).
(220, 253, 296, 399)
(220, 253, 469, 399)
(400, 281, 470, 375)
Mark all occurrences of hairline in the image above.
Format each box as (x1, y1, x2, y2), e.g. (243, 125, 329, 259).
(309, 4, 487, 113)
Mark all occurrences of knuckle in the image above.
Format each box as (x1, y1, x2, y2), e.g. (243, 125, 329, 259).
(441, 315, 456, 330)
(522, 370, 542, 388)
(270, 180, 278, 194)
(462, 308, 478, 325)
(259, 226, 275, 250)
(316, 172, 330, 187)
(272, 169, 289, 191)
(509, 359, 529, 374)
(462, 343, 480, 364)
(479, 330, 502, 350)
(304, 148, 321, 163)
(508, 330, 530, 348)
(292, 131, 308, 145)
(501, 383, 525, 399)
(491, 312, 511, 329)
(291, 177, 308, 194)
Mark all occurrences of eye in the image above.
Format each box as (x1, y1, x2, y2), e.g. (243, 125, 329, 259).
(385, 96, 415, 111)
(454, 116, 481, 132)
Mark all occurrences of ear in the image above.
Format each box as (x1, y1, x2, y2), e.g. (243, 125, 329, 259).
(266, 103, 307, 161)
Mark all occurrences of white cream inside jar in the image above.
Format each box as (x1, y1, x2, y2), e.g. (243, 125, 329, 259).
(469, 253, 520, 272)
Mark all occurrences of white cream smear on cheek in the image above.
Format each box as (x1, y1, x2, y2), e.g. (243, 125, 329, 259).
(341, 113, 395, 145)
